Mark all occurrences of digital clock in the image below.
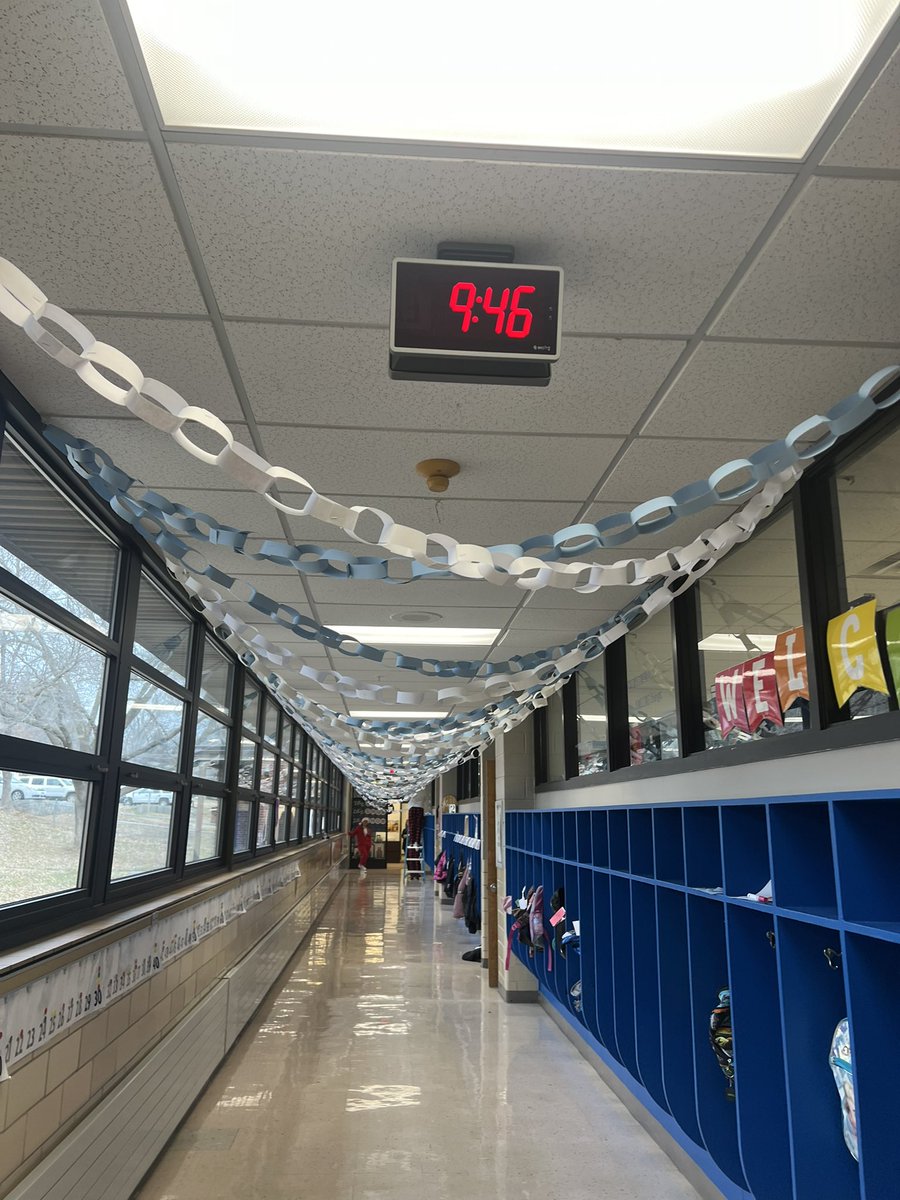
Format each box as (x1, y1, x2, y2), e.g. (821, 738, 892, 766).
(390, 259, 563, 363)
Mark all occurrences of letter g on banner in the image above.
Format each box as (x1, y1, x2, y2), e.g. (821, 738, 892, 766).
(826, 599, 888, 708)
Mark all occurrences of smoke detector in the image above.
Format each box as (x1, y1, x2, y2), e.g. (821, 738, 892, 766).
(416, 458, 460, 494)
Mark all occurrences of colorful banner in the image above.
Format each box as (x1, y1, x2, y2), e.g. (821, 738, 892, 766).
(774, 626, 809, 712)
(714, 665, 750, 736)
(826, 599, 888, 708)
(742, 653, 784, 732)
(885, 606, 900, 700)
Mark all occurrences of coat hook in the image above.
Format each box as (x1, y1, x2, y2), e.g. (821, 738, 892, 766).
(824, 947, 842, 970)
(766, 931, 776, 949)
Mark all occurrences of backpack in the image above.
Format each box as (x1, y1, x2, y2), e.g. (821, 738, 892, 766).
(709, 987, 735, 1101)
(830, 1018, 857, 1161)
(434, 852, 448, 882)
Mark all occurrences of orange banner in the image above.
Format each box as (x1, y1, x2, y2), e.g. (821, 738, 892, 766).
(774, 626, 809, 713)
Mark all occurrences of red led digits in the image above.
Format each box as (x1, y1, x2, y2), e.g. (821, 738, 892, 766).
(482, 286, 511, 333)
(448, 281, 477, 332)
(506, 285, 536, 338)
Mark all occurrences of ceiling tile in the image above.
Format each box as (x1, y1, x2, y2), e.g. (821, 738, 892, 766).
(227, 321, 684, 436)
(171, 145, 788, 333)
(643, 341, 895, 441)
(0, 137, 204, 313)
(824, 46, 900, 170)
(592, 436, 764, 505)
(305, 575, 525, 610)
(51, 416, 252, 491)
(711, 178, 900, 342)
(0, 315, 242, 421)
(257, 426, 622, 504)
(158, 488, 287, 537)
(0, 0, 140, 129)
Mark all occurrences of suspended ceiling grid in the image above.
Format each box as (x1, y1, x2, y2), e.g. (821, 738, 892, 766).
(0, 1, 898, 753)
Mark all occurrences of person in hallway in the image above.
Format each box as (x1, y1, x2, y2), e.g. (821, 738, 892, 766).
(349, 817, 372, 875)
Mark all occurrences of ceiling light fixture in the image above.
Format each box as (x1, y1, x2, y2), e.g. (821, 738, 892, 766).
(698, 633, 779, 654)
(331, 625, 499, 646)
(126, 0, 897, 158)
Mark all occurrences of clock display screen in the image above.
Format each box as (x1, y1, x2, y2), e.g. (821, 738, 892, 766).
(391, 260, 562, 360)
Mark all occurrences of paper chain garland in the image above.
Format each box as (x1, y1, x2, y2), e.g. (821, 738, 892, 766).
(2, 257, 897, 594)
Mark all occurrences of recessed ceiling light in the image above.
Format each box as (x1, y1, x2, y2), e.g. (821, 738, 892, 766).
(580, 715, 608, 722)
(698, 633, 779, 653)
(390, 611, 443, 624)
(331, 625, 498, 646)
(127, 0, 898, 158)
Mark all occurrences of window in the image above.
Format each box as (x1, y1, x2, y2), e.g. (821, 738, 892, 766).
(0, 438, 118, 634)
(278, 757, 290, 795)
(200, 638, 233, 713)
(193, 712, 229, 781)
(836, 426, 900, 719)
(0, 591, 106, 753)
(0, 773, 90, 904)
(263, 699, 278, 744)
(123, 674, 184, 772)
(185, 793, 222, 863)
(257, 801, 274, 847)
(274, 803, 288, 843)
(234, 799, 252, 853)
(111, 786, 175, 879)
(260, 749, 276, 794)
(279, 717, 292, 755)
(625, 611, 678, 765)
(289, 805, 300, 840)
(238, 738, 257, 788)
(698, 508, 809, 747)
(545, 691, 566, 783)
(576, 659, 608, 776)
(242, 681, 260, 732)
(133, 573, 191, 684)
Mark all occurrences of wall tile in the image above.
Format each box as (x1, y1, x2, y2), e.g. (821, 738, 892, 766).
(129, 981, 151, 1023)
(7, 1055, 48, 1126)
(46, 1030, 82, 1093)
(105, 997, 130, 1043)
(60, 1063, 92, 1124)
(23, 1086, 62, 1158)
(78, 1011, 109, 1067)
(90, 1042, 118, 1092)
(0, 1116, 27, 1188)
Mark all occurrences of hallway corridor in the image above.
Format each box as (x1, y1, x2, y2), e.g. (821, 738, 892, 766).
(135, 874, 702, 1200)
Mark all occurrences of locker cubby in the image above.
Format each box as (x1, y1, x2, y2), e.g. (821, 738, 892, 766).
(683, 805, 723, 891)
(776, 916, 860, 1200)
(726, 905, 791, 1200)
(654, 806, 685, 883)
(721, 805, 770, 899)
(833, 799, 900, 931)
(629, 808, 654, 879)
(505, 793, 900, 1200)
(769, 802, 838, 918)
(609, 809, 629, 872)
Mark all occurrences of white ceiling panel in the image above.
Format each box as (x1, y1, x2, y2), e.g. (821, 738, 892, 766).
(593, 437, 765, 505)
(0, 315, 242, 421)
(824, 45, 900, 169)
(256, 426, 622, 503)
(0, 0, 140, 129)
(310, 602, 518, 630)
(226, 321, 684, 436)
(643, 341, 895, 441)
(0, 137, 204, 313)
(711, 178, 900, 342)
(159, 488, 288, 536)
(52, 416, 252, 491)
(171, 145, 789, 333)
(305, 575, 525, 611)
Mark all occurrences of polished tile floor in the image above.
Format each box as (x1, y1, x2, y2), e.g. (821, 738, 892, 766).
(136, 872, 702, 1200)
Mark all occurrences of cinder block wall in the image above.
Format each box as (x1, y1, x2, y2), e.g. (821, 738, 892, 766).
(0, 838, 345, 1196)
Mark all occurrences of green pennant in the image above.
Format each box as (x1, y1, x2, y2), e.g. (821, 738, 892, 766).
(886, 606, 900, 701)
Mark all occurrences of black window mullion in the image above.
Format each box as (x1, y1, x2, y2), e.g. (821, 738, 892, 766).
(672, 584, 706, 757)
(171, 615, 204, 876)
(561, 676, 579, 779)
(604, 637, 631, 771)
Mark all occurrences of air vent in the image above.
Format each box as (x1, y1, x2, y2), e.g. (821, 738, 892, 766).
(861, 551, 900, 576)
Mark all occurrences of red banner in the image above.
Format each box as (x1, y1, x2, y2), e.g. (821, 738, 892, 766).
(741, 653, 784, 732)
(714, 665, 750, 736)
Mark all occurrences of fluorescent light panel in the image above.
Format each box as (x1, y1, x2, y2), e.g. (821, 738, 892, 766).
(351, 710, 447, 719)
(330, 626, 498, 646)
(127, 1, 898, 158)
(698, 634, 778, 653)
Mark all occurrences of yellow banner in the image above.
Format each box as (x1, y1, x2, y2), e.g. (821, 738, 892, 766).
(826, 599, 888, 708)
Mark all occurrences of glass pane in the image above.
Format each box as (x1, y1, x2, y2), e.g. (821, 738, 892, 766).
(836, 426, 900, 719)
(699, 508, 809, 747)
(257, 801, 273, 847)
(133, 573, 191, 685)
(111, 786, 174, 879)
(0, 439, 118, 634)
(576, 659, 608, 776)
(279, 717, 292, 755)
(0, 772, 90, 903)
(274, 803, 288, 843)
(263, 699, 278, 744)
(123, 674, 184, 771)
(289, 805, 300, 840)
(234, 799, 252, 853)
(545, 690, 566, 783)
(186, 793, 222, 863)
(242, 682, 260, 732)
(193, 712, 229, 781)
(626, 611, 679, 765)
(238, 738, 257, 788)
(200, 639, 233, 713)
(259, 750, 276, 794)
(0, 592, 106, 752)
(278, 757, 290, 795)
(291, 767, 303, 800)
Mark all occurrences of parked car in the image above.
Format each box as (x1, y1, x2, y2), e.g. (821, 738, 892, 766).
(10, 775, 77, 805)
(120, 787, 173, 807)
